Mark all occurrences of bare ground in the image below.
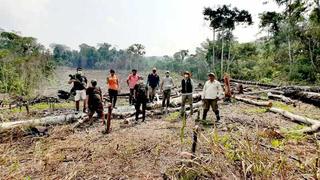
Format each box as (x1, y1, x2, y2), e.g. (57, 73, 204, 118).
(0, 69, 319, 179)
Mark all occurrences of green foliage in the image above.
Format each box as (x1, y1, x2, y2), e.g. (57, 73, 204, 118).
(165, 112, 180, 123)
(0, 31, 55, 96)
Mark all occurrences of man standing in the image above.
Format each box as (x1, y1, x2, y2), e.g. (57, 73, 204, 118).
(160, 71, 174, 113)
(68, 67, 87, 113)
(134, 76, 148, 123)
(107, 69, 119, 108)
(127, 69, 139, 105)
(180, 71, 194, 117)
(202, 73, 223, 123)
(147, 68, 160, 103)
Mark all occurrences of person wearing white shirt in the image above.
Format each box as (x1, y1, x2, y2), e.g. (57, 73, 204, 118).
(202, 73, 223, 122)
(160, 71, 175, 113)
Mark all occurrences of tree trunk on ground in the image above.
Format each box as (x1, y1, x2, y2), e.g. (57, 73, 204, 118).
(269, 107, 320, 133)
(283, 91, 320, 107)
(230, 79, 279, 88)
(235, 96, 273, 107)
(267, 92, 296, 105)
(0, 113, 86, 133)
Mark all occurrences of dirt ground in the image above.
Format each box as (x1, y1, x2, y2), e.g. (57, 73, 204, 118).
(0, 69, 319, 179)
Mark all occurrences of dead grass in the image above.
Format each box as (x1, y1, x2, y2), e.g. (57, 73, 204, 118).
(0, 69, 319, 179)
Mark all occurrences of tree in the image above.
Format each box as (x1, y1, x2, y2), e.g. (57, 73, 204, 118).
(127, 44, 146, 70)
(204, 5, 252, 79)
(173, 50, 189, 63)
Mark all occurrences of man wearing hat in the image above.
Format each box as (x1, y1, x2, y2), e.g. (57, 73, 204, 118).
(202, 73, 223, 123)
(147, 68, 160, 103)
(160, 71, 175, 113)
(180, 71, 194, 117)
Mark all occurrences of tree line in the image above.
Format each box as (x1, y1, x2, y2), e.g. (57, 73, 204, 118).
(0, 30, 55, 96)
(1, 0, 319, 97)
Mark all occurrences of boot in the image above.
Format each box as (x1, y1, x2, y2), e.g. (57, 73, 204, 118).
(215, 111, 220, 122)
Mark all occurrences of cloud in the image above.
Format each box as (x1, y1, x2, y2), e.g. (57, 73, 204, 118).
(106, 16, 116, 25)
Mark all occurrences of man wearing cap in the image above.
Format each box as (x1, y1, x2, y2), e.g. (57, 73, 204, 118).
(68, 67, 88, 113)
(147, 68, 160, 103)
(180, 71, 194, 117)
(160, 71, 175, 113)
(202, 73, 223, 123)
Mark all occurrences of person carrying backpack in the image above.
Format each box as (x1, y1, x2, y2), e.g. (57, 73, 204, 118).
(107, 69, 119, 108)
(86, 79, 107, 133)
(134, 76, 148, 122)
(147, 68, 160, 103)
(68, 67, 88, 113)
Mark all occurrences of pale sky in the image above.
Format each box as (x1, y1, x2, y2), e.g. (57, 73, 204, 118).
(0, 0, 276, 56)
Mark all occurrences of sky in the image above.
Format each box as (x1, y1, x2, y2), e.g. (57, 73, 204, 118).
(0, 0, 277, 56)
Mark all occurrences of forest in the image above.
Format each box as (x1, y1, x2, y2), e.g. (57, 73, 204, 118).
(1, 0, 320, 97)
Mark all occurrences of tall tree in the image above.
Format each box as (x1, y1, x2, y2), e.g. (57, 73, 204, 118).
(204, 5, 252, 78)
(127, 44, 146, 70)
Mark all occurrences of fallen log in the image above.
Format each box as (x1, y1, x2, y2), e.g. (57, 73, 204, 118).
(0, 113, 86, 133)
(123, 102, 203, 123)
(268, 107, 319, 126)
(268, 107, 320, 133)
(281, 86, 320, 93)
(283, 91, 320, 107)
(231, 79, 279, 88)
(267, 92, 296, 105)
(235, 96, 272, 107)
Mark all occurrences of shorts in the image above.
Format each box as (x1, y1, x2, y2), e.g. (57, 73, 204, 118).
(75, 90, 86, 101)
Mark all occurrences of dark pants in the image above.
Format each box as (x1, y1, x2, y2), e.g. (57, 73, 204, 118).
(108, 89, 118, 107)
(162, 89, 171, 108)
(129, 88, 135, 105)
(202, 99, 220, 121)
(135, 100, 146, 122)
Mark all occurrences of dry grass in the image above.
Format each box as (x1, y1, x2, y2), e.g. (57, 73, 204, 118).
(1, 69, 319, 179)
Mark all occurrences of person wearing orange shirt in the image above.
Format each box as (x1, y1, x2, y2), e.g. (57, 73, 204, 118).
(107, 69, 119, 108)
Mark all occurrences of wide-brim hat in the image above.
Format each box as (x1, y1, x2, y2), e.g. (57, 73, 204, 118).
(208, 72, 215, 77)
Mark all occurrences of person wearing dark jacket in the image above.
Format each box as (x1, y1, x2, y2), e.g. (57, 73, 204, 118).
(86, 79, 106, 133)
(180, 71, 194, 117)
(147, 68, 160, 103)
(134, 76, 148, 122)
(68, 67, 88, 113)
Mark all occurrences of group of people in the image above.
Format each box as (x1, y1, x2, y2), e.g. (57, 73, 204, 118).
(68, 67, 223, 132)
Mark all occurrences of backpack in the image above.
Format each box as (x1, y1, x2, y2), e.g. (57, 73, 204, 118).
(136, 84, 147, 99)
(89, 87, 102, 105)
